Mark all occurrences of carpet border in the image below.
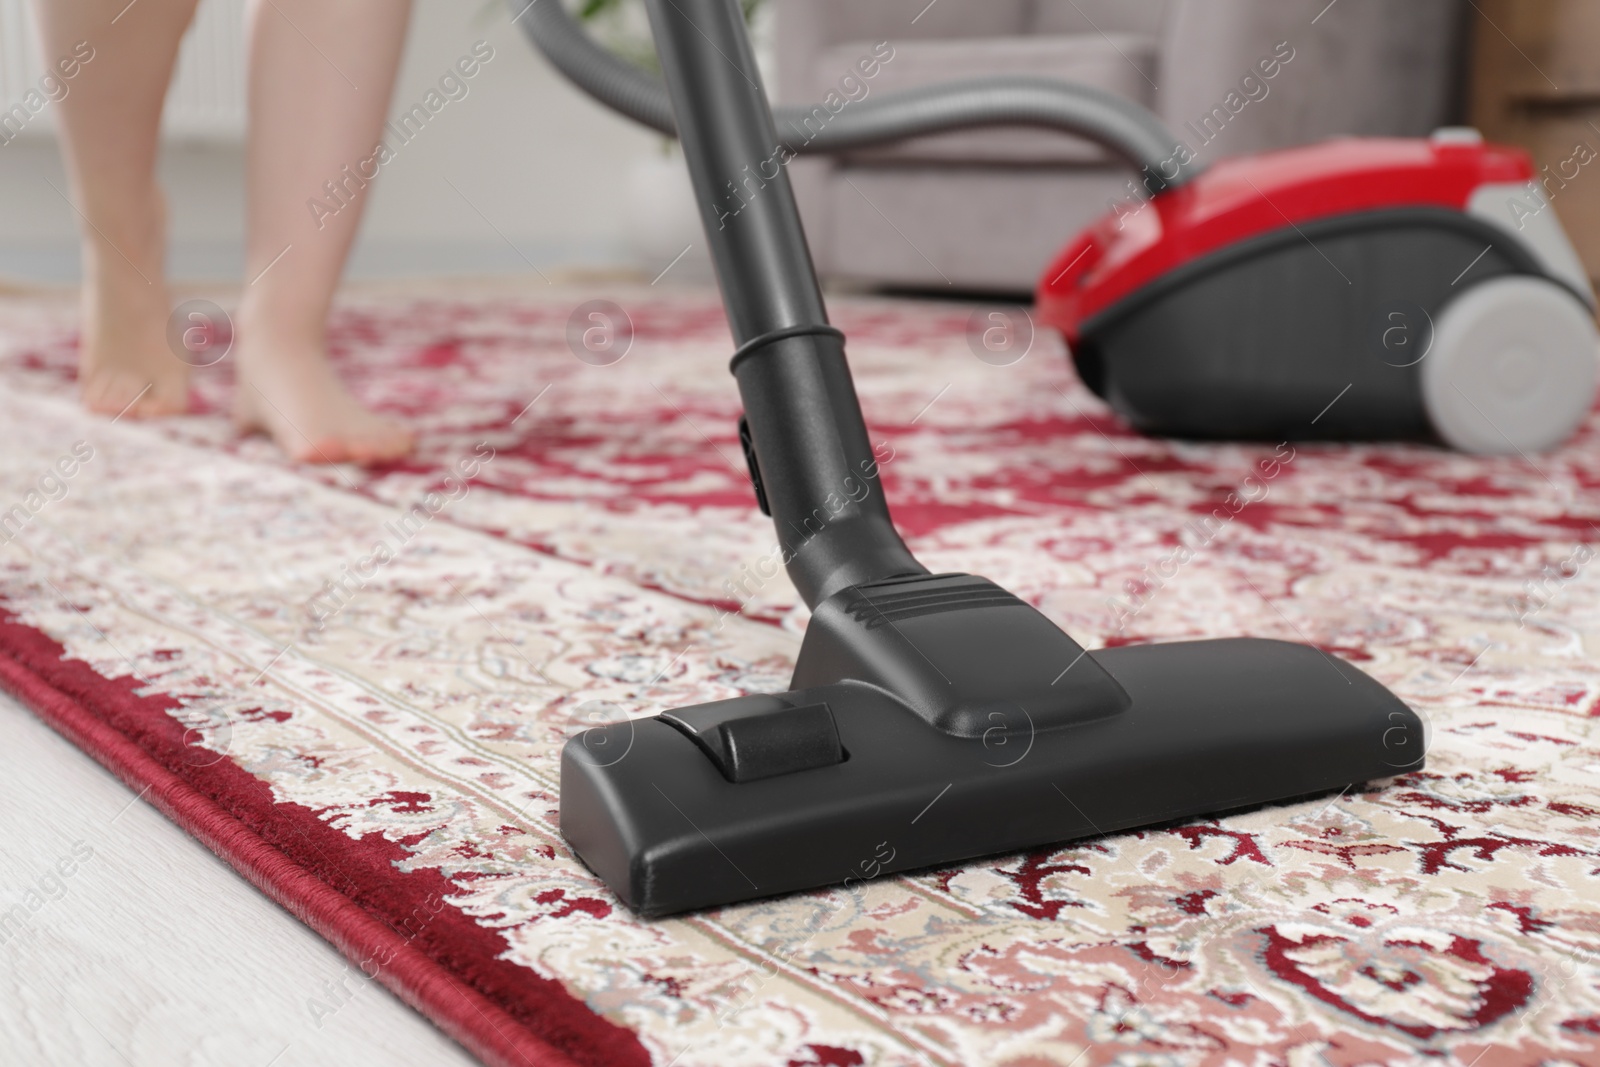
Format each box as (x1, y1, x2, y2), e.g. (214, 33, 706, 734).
(0, 630, 601, 1067)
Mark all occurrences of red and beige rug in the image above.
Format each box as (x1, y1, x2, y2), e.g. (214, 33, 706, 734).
(1, 282, 1598, 1067)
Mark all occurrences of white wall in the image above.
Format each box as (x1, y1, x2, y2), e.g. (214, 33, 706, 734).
(0, 0, 685, 283)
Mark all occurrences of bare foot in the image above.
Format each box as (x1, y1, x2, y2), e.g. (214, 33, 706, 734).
(233, 337, 413, 465)
(78, 194, 188, 418)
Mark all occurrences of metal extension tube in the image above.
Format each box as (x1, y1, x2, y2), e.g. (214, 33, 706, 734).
(643, 0, 924, 608)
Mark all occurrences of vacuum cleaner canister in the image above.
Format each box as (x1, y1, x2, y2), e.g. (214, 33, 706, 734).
(1037, 131, 1600, 453)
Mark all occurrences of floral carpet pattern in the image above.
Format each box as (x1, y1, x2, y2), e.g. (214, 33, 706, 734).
(1, 283, 1598, 1067)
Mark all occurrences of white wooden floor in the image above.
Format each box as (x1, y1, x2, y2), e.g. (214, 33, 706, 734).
(0, 693, 480, 1067)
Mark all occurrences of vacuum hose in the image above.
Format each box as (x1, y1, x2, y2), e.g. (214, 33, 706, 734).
(513, 0, 1200, 189)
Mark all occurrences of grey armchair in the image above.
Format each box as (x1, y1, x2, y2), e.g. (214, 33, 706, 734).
(775, 0, 1466, 292)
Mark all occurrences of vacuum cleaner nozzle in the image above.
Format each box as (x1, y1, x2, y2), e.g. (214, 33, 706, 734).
(561, 573, 1424, 917)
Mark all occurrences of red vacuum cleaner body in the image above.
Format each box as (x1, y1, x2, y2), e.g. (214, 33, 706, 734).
(1037, 132, 1599, 453)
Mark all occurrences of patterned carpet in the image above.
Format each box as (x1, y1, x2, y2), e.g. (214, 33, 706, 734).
(1, 282, 1597, 1067)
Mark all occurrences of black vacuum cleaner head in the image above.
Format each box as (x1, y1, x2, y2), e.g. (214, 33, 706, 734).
(563, 574, 1424, 917)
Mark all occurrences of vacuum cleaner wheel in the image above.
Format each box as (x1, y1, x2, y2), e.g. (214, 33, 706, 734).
(1421, 276, 1600, 454)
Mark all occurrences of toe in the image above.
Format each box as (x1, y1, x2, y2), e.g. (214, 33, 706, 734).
(296, 436, 354, 465)
(139, 385, 189, 418)
(348, 422, 415, 466)
(83, 371, 190, 419)
(83, 376, 148, 418)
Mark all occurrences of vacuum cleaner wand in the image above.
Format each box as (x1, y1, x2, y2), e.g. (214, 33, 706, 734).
(558, 0, 1426, 917)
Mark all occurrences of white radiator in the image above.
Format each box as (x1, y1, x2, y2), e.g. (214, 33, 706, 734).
(0, 0, 246, 140)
